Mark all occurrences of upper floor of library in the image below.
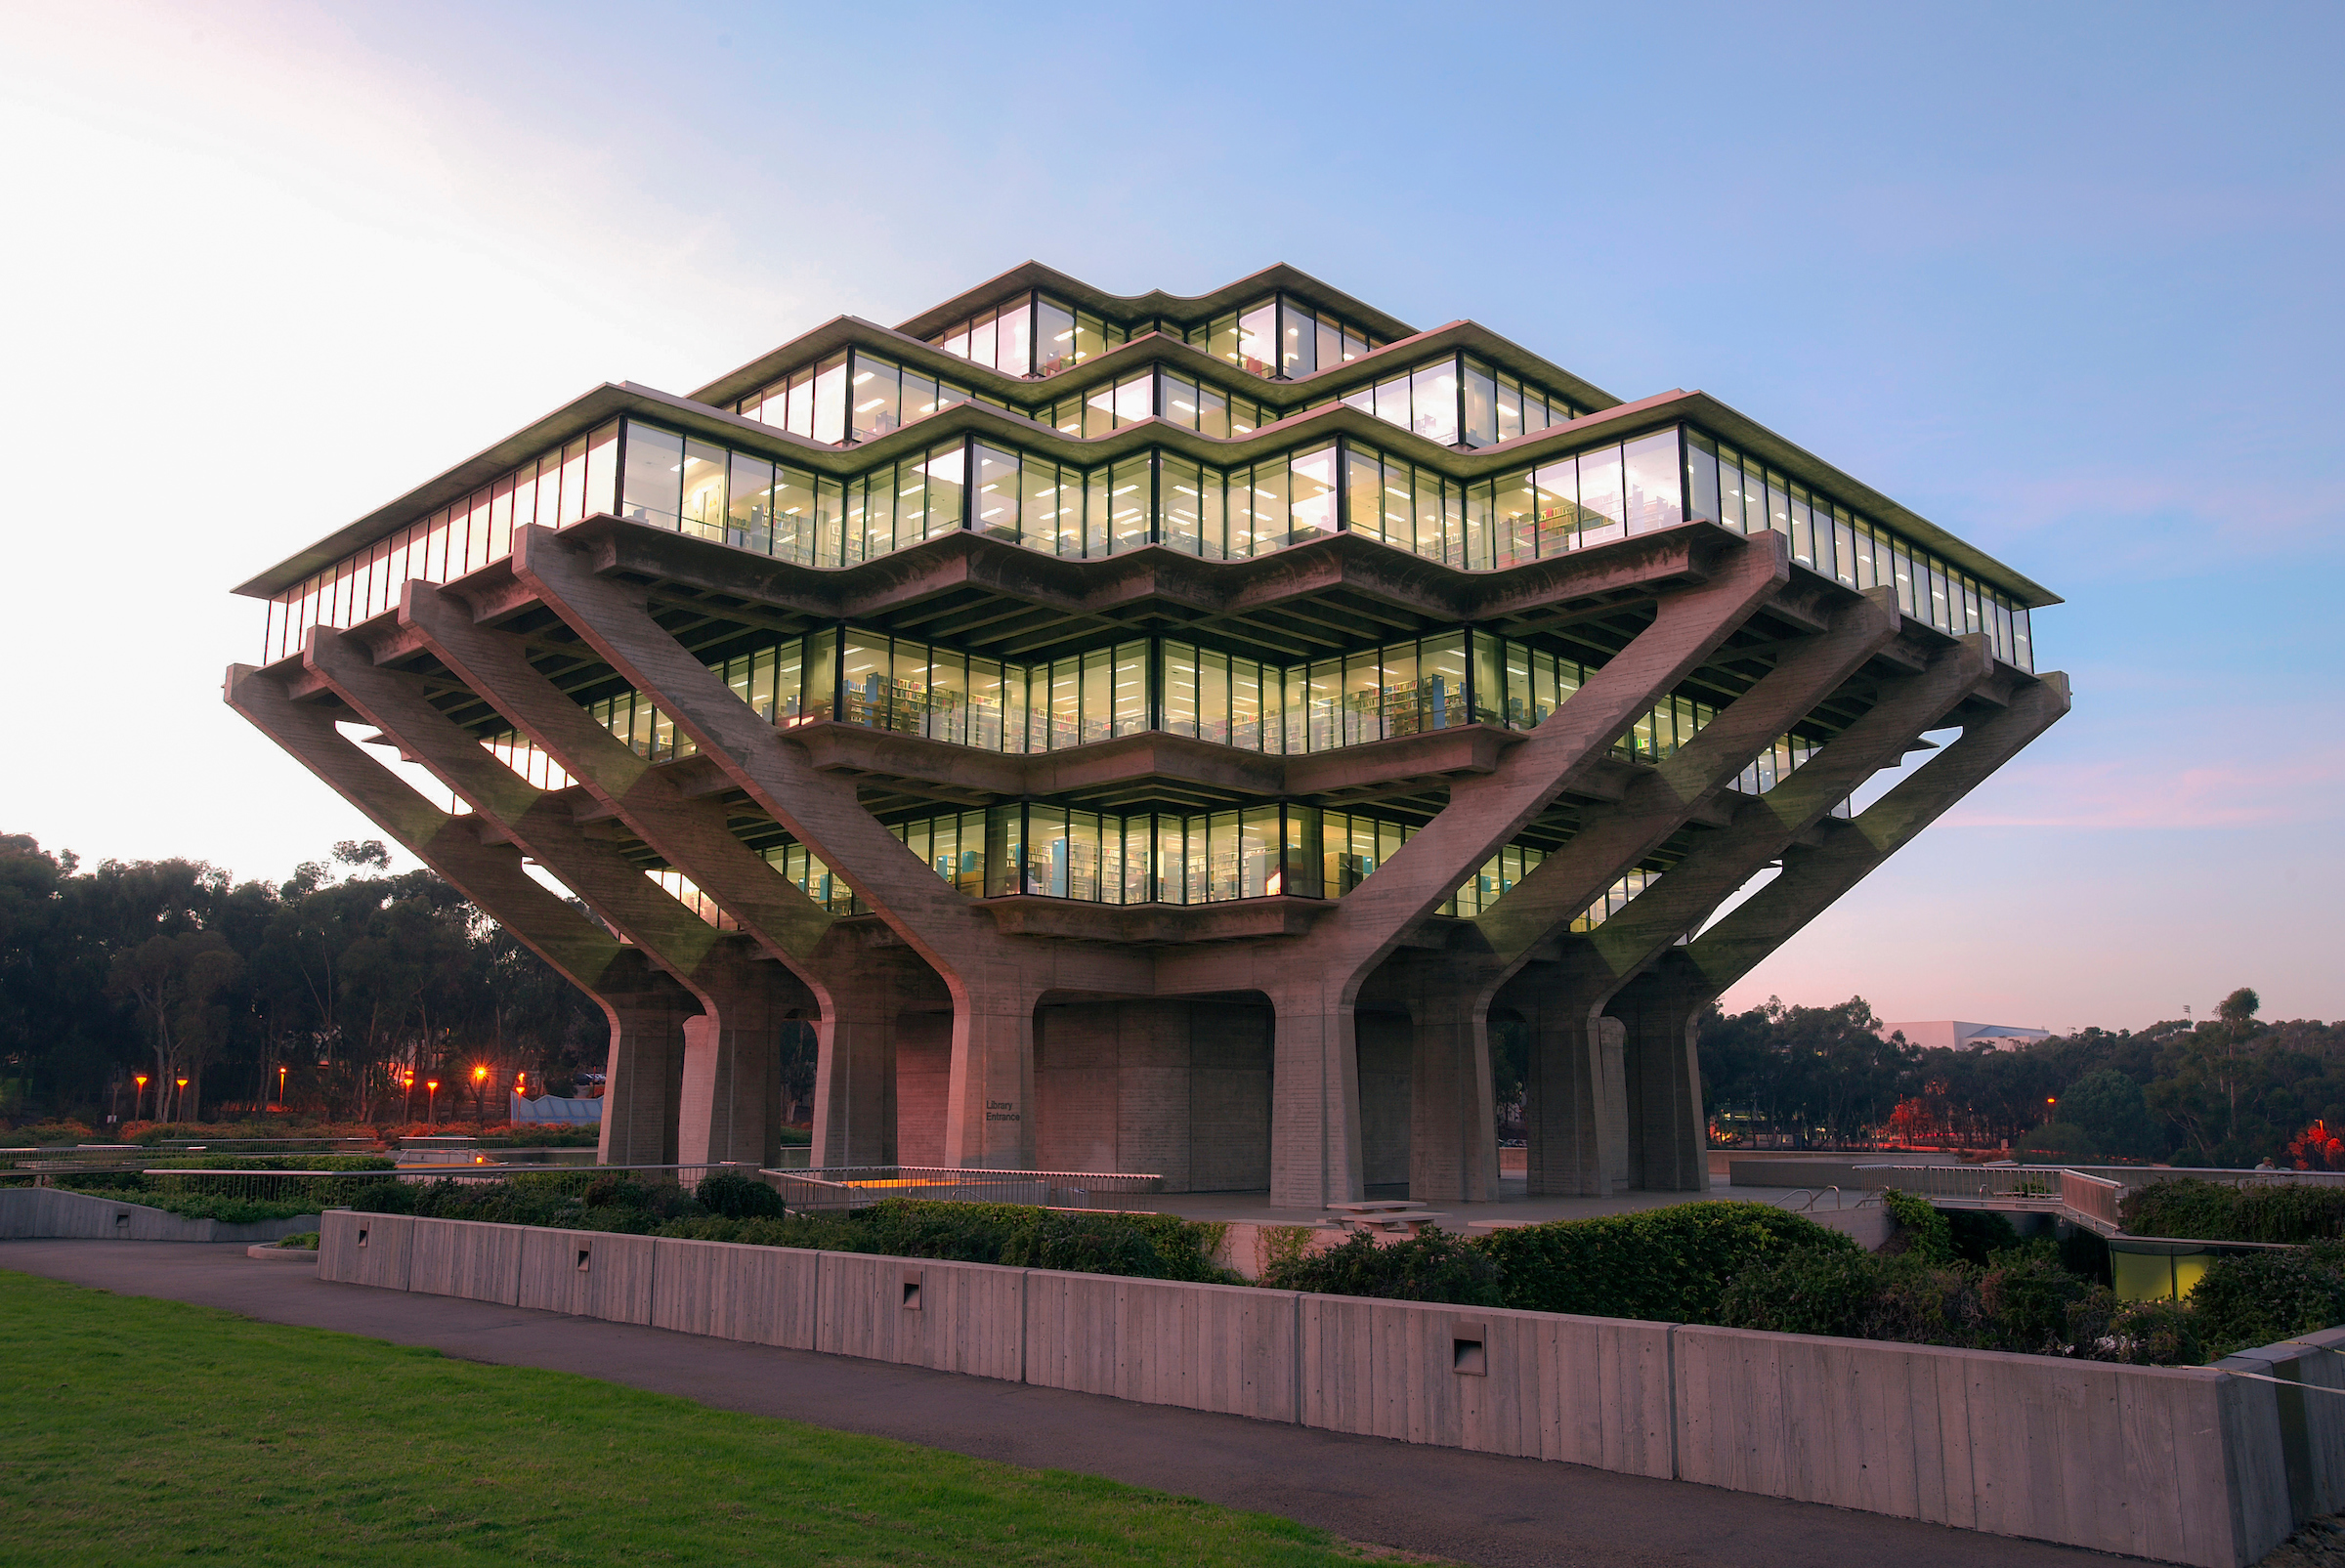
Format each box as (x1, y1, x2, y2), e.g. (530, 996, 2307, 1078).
(236, 263, 2059, 677)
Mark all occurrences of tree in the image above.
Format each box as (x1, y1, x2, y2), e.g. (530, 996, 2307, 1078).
(2059, 1068, 2157, 1160)
(107, 931, 243, 1122)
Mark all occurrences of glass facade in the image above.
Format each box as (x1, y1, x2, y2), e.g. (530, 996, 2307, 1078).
(926, 292, 1128, 379)
(1039, 366, 1274, 440)
(969, 444, 1154, 558)
(1192, 293, 1383, 379)
(261, 421, 618, 665)
(733, 349, 1014, 445)
(748, 796, 1670, 929)
(1684, 428, 2032, 669)
(1325, 353, 1583, 450)
(265, 417, 2038, 675)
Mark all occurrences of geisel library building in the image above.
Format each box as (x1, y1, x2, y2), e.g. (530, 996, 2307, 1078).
(227, 264, 2067, 1208)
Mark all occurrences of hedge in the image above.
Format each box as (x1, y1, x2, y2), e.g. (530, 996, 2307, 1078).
(1473, 1202, 1856, 1322)
(2123, 1178, 2345, 1244)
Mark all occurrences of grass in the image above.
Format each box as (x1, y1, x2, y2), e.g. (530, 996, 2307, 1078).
(0, 1271, 1409, 1566)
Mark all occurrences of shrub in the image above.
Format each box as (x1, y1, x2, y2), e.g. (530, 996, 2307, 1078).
(1472, 1202, 1855, 1323)
(1261, 1228, 1503, 1305)
(694, 1171, 785, 1219)
(276, 1232, 321, 1250)
(1881, 1190, 1953, 1263)
(2189, 1244, 2345, 1359)
(1977, 1255, 2101, 1354)
(1945, 1208, 2022, 1265)
(1717, 1248, 1887, 1337)
(2124, 1177, 2345, 1244)
(2067, 1297, 2201, 1365)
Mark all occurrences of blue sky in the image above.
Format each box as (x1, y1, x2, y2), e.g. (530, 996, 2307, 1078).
(3, 1, 2337, 1029)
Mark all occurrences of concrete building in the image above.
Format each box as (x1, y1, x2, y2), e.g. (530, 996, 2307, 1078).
(225, 263, 2068, 1208)
(1883, 1021, 2056, 1052)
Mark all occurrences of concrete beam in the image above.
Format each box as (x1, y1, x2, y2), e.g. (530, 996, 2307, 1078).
(1681, 671, 2072, 997)
(1146, 531, 1790, 1208)
(508, 524, 1152, 1172)
(299, 627, 801, 1168)
(1523, 634, 1999, 1196)
(223, 662, 696, 1165)
(400, 582, 946, 1168)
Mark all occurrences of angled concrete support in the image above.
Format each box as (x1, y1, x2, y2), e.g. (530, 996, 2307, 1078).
(1682, 672, 2073, 996)
(506, 524, 1150, 1169)
(224, 662, 697, 1165)
(1527, 634, 2000, 1193)
(1189, 531, 1787, 1208)
(300, 627, 805, 1168)
(398, 582, 918, 1168)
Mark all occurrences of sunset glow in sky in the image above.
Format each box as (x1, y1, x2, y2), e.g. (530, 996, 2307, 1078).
(4, 1, 2338, 1031)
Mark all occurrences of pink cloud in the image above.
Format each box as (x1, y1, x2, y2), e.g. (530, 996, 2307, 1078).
(1944, 743, 2345, 828)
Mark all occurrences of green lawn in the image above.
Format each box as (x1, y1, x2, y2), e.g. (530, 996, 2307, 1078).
(0, 1270, 1416, 1565)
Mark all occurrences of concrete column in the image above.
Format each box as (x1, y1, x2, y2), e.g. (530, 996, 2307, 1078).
(1163, 532, 1792, 1209)
(1386, 954, 1500, 1203)
(1609, 964, 1708, 1192)
(1507, 965, 1629, 1197)
(942, 983, 1042, 1169)
(224, 662, 701, 1166)
(809, 950, 910, 1168)
(1264, 985, 1366, 1209)
(599, 1004, 687, 1165)
(1471, 587, 1901, 971)
(507, 526, 1150, 1176)
(1520, 635, 1999, 1194)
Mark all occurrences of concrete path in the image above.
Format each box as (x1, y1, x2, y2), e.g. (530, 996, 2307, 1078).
(0, 1240, 2126, 1568)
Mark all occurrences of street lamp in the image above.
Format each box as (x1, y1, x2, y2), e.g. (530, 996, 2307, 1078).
(277, 1064, 287, 1110)
(134, 1075, 148, 1121)
(426, 1079, 440, 1127)
(472, 1065, 489, 1131)
(175, 1078, 189, 1123)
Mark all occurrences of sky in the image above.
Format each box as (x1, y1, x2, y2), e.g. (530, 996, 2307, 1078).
(2, 1, 2338, 1032)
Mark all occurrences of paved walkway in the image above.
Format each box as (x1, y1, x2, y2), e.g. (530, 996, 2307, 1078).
(1, 1240, 2123, 1568)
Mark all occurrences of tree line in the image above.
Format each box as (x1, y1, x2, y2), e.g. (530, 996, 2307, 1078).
(0, 834, 601, 1128)
(1698, 990, 2345, 1166)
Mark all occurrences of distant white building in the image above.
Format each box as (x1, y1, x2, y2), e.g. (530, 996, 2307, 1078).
(1881, 1021, 2054, 1052)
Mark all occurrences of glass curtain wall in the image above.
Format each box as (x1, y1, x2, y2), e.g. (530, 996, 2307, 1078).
(1328, 353, 1583, 451)
(925, 293, 1127, 379)
(1195, 294, 1382, 380)
(1684, 428, 2032, 670)
(970, 443, 1153, 558)
(261, 421, 619, 665)
(266, 416, 2041, 682)
(1040, 367, 1274, 440)
(1155, 444, 1340, 558)
(768, 798, 1667, 930)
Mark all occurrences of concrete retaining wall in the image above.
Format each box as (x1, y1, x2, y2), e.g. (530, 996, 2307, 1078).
(319, 1209, 413, 1289)
(650, 1238, 819, 1348)
(816, 1252, 1025, 1380)
(407, 1215, 526, 1305)
(2218, 1324, 2345, 1555)
(314, 1214, 2298, 1567)
(518, 1228, 657, 1325)
(1674, 1324, 2251, 1564)
(0, 1186, 320, 1243)
(1301, 1297, 1674, 1477)
(1026, 1272, 1299, 1421)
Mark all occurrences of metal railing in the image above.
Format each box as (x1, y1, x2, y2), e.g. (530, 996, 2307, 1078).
(763, 1165, 1164, 1214)
(1860, 1164, 2124, 1235)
